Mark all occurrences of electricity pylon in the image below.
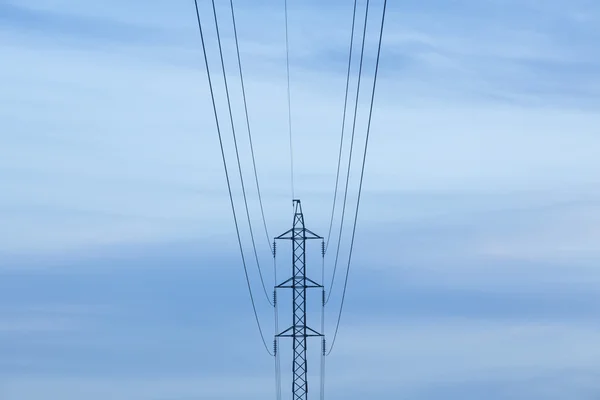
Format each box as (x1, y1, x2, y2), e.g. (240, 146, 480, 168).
(275, 199, 323, 400)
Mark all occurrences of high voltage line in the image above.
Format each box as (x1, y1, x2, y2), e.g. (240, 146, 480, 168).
(326, 0, 371, 305)
(192, 0, 273, 354)
(190, 0, 388, 397)
(324, 0, 359, 255)
(228, 0, 274, 256)
(328, 0, 388, 355)
(284, 0, 295, 202)
(207, 0, 274, 307)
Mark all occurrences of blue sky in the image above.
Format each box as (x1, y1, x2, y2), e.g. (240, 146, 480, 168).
(2, 0, 600, 398)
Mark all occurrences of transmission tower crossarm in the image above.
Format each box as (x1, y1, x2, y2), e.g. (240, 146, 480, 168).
(277, 325, 323, 338)
(276, 276, 322, 289)
(276, 228, 322, 240)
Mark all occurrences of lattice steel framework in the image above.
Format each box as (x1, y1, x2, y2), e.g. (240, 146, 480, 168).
(275, 200, 323, 400)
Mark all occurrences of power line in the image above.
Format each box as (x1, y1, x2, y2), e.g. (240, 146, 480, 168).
(192, 0, 273, 356)
(325, 0, 370, 305)
(284, 0, 295, 201)
(327, 0, 388, 356)
(320, 240, 326, 400)
(324, 0, 359, 254)
(229, 0, 274, 256)
(274, 242, 282, 400)
(209, 0, 273, 306)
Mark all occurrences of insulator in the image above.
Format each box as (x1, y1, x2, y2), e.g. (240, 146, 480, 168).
(273, 290, 277, 306)
(322, 338, 326, 355)
(321, 240, 325, 257)
(322, 290, 325, 306)
(273, 339, 277, 355)
(273, 241, 277, 257)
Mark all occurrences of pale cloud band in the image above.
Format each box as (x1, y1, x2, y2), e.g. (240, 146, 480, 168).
(1, 0, 600, 399)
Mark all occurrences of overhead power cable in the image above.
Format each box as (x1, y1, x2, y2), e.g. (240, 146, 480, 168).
(192, 0, 273, 356)
(320, 240, 326, 400)
(209, 0, 273, 306)
(284, 0, 295, 201)
(327, 0, 388, 356)
(229, 0, 274, 256)
(274, 242, 282, 400)
(325, 0, 370, 305)
(325, 0, 359, 254)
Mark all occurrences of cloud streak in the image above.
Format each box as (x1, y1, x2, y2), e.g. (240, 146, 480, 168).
(2, 0, 600, 398)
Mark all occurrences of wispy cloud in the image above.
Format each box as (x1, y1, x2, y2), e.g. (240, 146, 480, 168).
(2, 0, 600, 398)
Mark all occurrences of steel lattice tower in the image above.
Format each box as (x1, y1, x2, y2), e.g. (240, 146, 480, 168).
(275, 200, 323, 400)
